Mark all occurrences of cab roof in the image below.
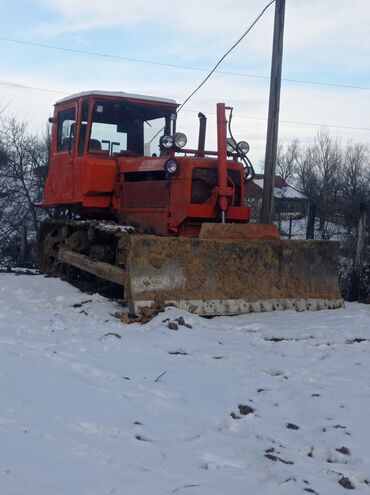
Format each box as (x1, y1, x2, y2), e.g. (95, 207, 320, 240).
(56, 90, 178, 107)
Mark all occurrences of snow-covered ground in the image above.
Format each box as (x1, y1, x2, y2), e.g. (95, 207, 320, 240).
(278, 218, 349, 241)
(1, 274, 370, 495)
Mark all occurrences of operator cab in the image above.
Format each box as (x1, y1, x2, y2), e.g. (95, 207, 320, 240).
(54, 90, 178, 159)
(45, 91, 179, 205)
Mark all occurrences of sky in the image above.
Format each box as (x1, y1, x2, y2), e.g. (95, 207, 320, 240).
(0, 0, 369, 166)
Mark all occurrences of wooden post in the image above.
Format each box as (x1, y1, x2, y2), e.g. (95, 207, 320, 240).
(306, 204, 316, 240)
(261, 0, 286, 224)
(288, 215, 292, 239)
(349, 203, 368, 301)
(19, 221, 27, 266)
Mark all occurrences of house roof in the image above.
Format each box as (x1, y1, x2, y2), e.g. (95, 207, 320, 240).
(249, 174, 307, 200)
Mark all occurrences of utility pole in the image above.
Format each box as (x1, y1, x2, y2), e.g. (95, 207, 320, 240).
(261, 0, 286, 224)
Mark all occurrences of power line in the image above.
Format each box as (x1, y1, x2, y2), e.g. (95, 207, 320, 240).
(177, 0, 276, 111)
(0, 35, 369, 92)
(0, 79, 67, 96)
(0, 79, 369, 133)
(182, 109, 370, 132)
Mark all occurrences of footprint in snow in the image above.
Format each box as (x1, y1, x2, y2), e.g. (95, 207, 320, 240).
(231, 404, 255, 419)
(338, 476, 355, 489)
(286, 422, 300, 430)
(168, 349, 188, 356)
(135, 434, 154, 443)
(262, 368, 285, 377)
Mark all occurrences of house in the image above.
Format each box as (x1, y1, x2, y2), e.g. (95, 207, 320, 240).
(245, 174, 308, 216)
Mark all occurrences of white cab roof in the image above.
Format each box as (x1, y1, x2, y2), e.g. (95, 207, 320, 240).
(56, 90, 178, 106)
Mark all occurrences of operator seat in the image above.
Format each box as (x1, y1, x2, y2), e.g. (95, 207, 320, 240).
(89, 139, 102, 151)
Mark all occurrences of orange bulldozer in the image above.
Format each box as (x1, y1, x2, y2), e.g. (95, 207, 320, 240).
(36, 90, 343, 315)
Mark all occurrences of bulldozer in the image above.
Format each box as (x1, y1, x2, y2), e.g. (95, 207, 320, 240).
(36, 90, 343, 315)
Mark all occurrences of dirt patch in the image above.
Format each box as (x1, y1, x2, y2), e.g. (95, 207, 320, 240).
(128, 236, 342, 306)
(72, 299, 92, 308)
(114, 303, 164, 324)
(265, 453, 294, 465)
(231, 404, 255, 419)
(238, 404, 255, 416)
(338, 477, 354, 489)
(135, 435, 152, 442)
(336, 447, 350, 456)
(286, 422, 300, 430)
(175, 316, 190, 326)
(104, 332, 122, 339)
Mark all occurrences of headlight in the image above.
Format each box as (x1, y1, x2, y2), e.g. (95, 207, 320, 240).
(174, 132, 187, 149)
(237, 141, 250, 155)
(164, 159, 178, 175)
(227, 138, 237, 153)
(160, 135, 174, 149)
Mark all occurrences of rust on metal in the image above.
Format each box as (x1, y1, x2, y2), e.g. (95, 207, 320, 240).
(199, 223, 280, 240)
(58, 248, 125, 286)
(126, 235, 342, 315)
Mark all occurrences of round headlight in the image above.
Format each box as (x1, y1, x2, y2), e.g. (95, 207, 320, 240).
(164, 159, 178, 175)
(174, 132, 187, 149)
(237, 141, 250, 155)
(160, 135, 174, 149)
(227, 138, 237, 153)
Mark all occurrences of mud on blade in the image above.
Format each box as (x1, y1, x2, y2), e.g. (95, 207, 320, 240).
(126, 236, 343, 316)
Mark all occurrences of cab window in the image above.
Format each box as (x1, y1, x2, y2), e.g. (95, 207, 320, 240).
(57, 107, 76, 152)
(78, 100, 89, 155)
(88, 100, 171, 157)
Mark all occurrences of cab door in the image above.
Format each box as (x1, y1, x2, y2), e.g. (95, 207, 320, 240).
(50, 104, 77, 201)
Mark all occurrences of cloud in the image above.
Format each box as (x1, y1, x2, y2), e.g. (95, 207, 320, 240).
(31, 0, 369, 88)
(38, 0, 370, 59)
(37, 0, 275, 56)
(40, 0, 271, 34)
(2, 55, 369, 166)
(2, 0, 369, 166)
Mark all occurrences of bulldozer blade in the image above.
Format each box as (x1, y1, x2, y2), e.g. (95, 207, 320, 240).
(125, 235, 344, 316)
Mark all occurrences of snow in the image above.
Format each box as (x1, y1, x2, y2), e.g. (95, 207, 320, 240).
(56, 90, 177, 106)
(1, 273, 370, 494)
(253, 179, 306, 199)
(97, 224, 135, 234)
(278, 217, 349, 241)
(274, 186, 306, 199)
(252, 178, 265, 190)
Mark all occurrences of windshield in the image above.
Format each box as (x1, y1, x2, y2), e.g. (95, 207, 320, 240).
(88, 100, 173, 157)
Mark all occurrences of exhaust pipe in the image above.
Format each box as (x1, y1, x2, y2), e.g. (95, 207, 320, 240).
(197, 112, 207, 157)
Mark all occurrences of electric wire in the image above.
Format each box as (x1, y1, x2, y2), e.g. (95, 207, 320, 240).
(182, 109, 370, 132)
(0, 36, 368, 92)
(177, 0, 276, 112)
(0, 80, 369, 132)
(0, 79, 68, 96)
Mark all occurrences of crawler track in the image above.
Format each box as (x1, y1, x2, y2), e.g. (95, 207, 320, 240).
(36, 219, 135, 298)
(36, 220, 344, 316)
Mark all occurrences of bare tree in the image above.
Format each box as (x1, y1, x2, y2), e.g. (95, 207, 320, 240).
(0, 117, 49, 266)
(339, 142, 369, 231)
(276, 139, 300, 182)
(294, 129, 342, 233)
